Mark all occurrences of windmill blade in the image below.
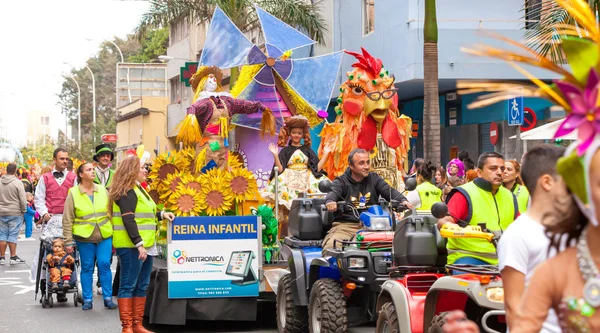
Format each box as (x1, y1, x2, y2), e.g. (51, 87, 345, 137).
(199, 6, 254, 69)
(232, 79, 288, 130)
(255, 5, 316, 57)
(284, 51, 344, 114)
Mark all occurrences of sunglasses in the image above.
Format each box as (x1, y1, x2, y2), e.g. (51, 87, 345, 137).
(366, 88, 397, 101)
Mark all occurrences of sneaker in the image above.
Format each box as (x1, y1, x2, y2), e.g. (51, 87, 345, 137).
(104, 298, 117, 309)
(9, 256, 25, 265)
(82, 301, 93, 310)
(0, 257, 5, 265)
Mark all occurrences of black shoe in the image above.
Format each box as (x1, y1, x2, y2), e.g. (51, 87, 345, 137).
(57, 294, 68, 303)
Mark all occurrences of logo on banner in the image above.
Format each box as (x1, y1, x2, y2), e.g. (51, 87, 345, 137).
(172, 249, 226, 266)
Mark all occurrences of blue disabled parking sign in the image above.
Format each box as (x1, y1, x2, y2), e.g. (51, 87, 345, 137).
(507, 93, 524, 126)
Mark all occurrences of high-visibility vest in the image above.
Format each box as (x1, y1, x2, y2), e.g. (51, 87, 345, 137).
(512, 184, 530, 213)
(112, 186, 157, 248)
(70, 186, 112, 239)
(447, 182, 518, 265)
(416, 181, 442, 211)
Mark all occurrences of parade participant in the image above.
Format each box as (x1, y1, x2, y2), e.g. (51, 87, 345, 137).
(437, 152, 519, 269)
(0, 163, 27, 265)
(407, 158, 425, 179)
(93, 144, 115, 188)
(109, 154, 174, 333)
(62, 162, 116, 311)
(34, 148, 76, 302)
(20, 169, 33, 193)
(503, 159, 530, 213)
(465, 169, 478, 183)
(497, 145, 565, 333)
(24, 192, 35, 239)
(435, 166, 451, 201)
(406, 161, 442, 211)
(176, 66, 274, 170)
(46, 238, 75, 290)
(446, 158, 465, 179)
(322, 148, 413, 253)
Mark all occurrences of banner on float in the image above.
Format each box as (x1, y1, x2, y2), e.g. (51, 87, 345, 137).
(167, 215, 261, 299)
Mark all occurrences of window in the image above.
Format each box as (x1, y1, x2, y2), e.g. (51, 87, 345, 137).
(40, 116, 49, 126)
(170, 76, 181, 104)
(525, 0, 542, 29)
(363, 0, 375, 35)
(170, 17, 190, 46)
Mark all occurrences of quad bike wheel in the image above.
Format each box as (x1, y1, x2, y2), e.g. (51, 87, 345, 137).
(277, 274, 308, 333)
(308, 278, 347, 333)
(428, 312, 449, 333)
(376, 302, 399, 333)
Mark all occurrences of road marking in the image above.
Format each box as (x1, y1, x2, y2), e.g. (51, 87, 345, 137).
(5, 270, 31, 273)
(13, 284, 35, 294)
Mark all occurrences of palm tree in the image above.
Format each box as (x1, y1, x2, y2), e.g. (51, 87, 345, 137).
(423, 0, 440, 164)
(523, 0, 600, 62)
(135, 0, 327, 45)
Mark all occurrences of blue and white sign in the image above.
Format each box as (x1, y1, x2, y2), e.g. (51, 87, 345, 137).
(507, 91, 524, 126)
(168, 215, 261, 299)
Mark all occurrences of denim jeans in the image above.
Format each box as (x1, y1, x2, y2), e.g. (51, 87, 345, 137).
(117, 248, 153, 299)
(452, 256, 491, 275)
(0, 216, 23, 243)
(77, 238, 113, 301)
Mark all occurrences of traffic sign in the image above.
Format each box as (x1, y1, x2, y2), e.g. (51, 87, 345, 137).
(507, 93, 524, 126)
(520, 107, 537, 132)
(490, 122, 498, 146)
(101, 134, 118, 143)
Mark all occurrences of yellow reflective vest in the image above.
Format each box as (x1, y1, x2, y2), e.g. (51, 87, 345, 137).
(447, 181, 518, 265)
(70, 186, 112, 239)
(416, 181, 442, 212)
(512, 184, 530, 213)
(112, 186, 157, 248)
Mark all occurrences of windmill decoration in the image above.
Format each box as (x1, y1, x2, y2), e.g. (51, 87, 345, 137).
(198, 5, 344, 130)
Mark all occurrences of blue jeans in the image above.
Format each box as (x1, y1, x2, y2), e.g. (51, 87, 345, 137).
(117, 248, 153, 298)
(77, 238, 114, 301)
(452, 257, 491, 275)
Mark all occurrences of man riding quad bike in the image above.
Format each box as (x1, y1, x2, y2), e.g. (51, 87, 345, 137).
(276, 148, 415, 333)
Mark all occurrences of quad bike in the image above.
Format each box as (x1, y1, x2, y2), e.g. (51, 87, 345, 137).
(376, 202, 506, 333)
(276, 178, 417, 333)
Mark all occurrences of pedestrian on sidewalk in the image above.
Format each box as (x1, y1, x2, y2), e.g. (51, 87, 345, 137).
(24, 192, 36, 238)
(0, 163, 27, 265)
(34, 148, 76, 303)
(63, 162, 117, 311)
(109, 155, 174, 333)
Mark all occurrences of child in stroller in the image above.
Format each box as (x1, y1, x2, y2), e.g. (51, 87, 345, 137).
(46, 238, 74, 291)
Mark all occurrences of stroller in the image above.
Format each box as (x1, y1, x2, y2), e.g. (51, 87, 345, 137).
(34, 222, 83, 308)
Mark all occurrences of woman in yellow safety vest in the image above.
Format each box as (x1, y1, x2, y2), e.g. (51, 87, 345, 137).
(108, 155, 174, 333)
(406, 161, 443, 211)
(503, 159, 530, 213)
(62, 162, 116, 310)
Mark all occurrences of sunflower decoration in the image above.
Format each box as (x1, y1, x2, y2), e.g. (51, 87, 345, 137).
(176, 147, 196, 174)
(27, 156, 40, 167)
(179, 173, 203, 192)
(159, 171, 187, 202)
(199, 180, 233, 216)
(200, 166, 226, 184)
(149, 151, 187, 183)
(146, 180, 161, 204)
(168, 186, 204, 217)
(228, 153, 244, 170)
(72, 158, 86, 171)
(225, 167, 258, 202)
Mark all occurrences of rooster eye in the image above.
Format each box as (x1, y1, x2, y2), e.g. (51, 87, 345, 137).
(351, 86, 363, 95)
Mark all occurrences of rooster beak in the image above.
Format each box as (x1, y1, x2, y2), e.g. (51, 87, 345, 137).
(364, 97, 391, 125)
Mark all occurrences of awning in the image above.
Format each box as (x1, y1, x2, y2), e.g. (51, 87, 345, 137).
(509, 119, 577, 141)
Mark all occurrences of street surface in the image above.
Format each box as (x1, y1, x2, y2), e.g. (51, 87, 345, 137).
(0, 228, 374, 333)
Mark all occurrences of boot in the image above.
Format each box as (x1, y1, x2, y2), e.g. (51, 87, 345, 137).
(118, 298, 134, 333)
(132, 297, 154, 333)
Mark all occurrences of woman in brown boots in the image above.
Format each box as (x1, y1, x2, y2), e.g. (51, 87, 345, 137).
(108, 154, 174, 332)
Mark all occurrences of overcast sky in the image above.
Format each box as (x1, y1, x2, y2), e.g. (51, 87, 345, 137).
(0, 0, 150, 146)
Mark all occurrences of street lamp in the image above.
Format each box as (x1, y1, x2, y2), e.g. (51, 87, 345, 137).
(85, 38, 126, 109)
(64, 75, 81, 150)
(64, 62, 95, 129)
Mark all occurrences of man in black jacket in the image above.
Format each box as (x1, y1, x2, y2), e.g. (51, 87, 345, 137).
(322, 148, 413, 252)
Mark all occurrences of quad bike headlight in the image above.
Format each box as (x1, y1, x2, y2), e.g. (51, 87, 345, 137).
(363, 217, 392, 231)
(486, 287, 504, 303)
(348, 257, 366, 269)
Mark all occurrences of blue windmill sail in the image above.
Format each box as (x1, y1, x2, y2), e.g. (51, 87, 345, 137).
(255, 5, 316, 57)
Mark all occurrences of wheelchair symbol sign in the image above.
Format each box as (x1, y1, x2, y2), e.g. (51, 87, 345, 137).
(507, 95, 524, 126)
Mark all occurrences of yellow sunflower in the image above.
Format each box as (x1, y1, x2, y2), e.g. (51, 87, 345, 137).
(179, 173, 203, 192)
(177, 147, 196, 174)
(228, 153, 244, 170)
(149, 151, 187, 182)
(201, 167, 226, 184)
(167, 186, 203, 216)
(72, 158, 86, 171)
(199, 180, 233, 216)
(225, 167, 258, 202)
(145, 181, 161, 204)
(159, 171, 187, 202)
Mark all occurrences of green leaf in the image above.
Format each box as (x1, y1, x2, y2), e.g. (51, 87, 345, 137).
(561, 37, 599, 83)
(557, 152, 587, 204)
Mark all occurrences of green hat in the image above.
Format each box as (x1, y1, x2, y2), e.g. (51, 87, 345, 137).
(93, 144, 114, 162)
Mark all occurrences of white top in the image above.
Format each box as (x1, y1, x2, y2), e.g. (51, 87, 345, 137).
(406, 190, 421, 208)
(498, 213, 561, 333)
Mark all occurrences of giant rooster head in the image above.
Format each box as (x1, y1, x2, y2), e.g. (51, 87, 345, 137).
(338, 48, 400, 150)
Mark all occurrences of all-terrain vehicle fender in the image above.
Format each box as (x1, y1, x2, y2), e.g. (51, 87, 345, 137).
(308, 257, 340, 289)
(377, 280, 413, 333)
(281, 245, 310, 306)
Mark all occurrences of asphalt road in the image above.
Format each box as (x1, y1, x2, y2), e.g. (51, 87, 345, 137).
(0, 228, 374, 333)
